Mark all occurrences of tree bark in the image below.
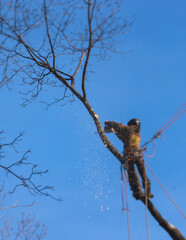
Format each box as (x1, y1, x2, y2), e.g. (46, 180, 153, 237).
(140, 198, 185, 240)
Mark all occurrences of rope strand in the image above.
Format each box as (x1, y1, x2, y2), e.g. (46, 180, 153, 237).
(141, 104, 185, 150)
(143, 138, 156, 158)
(144, 160, 186, 219)
(145, 167, 150, 240)
(160, 104, 185, 132)
(120, 165, 125, 214)
(124, 168, 131, 240)
(160, 110, 186, 132)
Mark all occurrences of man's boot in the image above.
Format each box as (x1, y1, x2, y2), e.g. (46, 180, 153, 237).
(133, 191, 145, 200)
(147, 192, 154, 199)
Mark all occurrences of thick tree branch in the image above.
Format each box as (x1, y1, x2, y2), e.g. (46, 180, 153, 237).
(140, 198, 185, 240)
(82, 99, 123, 162)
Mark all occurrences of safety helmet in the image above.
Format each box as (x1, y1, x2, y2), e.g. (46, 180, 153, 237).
(127, 118, 140, 131)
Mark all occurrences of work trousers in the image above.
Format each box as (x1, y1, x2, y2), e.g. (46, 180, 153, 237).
(124, 147, 151, 195)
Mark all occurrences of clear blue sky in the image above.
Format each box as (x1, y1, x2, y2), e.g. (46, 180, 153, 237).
(0, 0, 185, 239)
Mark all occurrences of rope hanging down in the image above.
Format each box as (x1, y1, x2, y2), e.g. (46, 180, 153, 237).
(120, 165, 125, 214)
(145, 170, 150, 240)
(124, 168, 131, 240)
(120, 164, 131, 240)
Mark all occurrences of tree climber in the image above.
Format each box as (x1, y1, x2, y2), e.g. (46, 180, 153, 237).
(104, 119, 153, 200)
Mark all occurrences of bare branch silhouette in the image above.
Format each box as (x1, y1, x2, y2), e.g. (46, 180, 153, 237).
(0, 213, 47, 240)
(0, 185, 36, 210)
(0, 0, 184, 239)
(0, 131, 61, 201)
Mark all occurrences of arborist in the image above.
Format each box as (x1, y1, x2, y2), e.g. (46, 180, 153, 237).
(104, 118, 153, 200)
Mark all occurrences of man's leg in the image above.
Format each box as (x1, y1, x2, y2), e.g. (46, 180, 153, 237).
(135, 157, 153, 199)
(126, 160, 144, 200)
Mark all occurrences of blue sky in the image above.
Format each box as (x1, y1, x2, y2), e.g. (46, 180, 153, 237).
(0, 0, 186, 239)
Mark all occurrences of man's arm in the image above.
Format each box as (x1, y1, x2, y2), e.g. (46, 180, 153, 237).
(104, 121, 126, 134)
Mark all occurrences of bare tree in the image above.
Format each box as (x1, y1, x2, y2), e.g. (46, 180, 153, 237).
(0, 213, 47, 240)
(0, 0, 185, 239)
(0, 131, 61, 201)
(0, 185, 47, 240)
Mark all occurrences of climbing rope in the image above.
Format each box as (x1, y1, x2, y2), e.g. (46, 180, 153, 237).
(141, 104, 185, 151)
(140, 105, 186, 219)
(159, 103, 186, 133)
(140, 104, 186, 239)
(117, 105, 185, 239)
(142, 138, 156, 158)
(145, 169, 150, 240)
(120, 164, 131, 240)
(124, 167, 131, 240)
(144, 159, 186, 219)
(120, 164, 125, 214)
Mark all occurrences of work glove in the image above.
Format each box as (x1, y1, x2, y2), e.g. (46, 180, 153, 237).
(104, 121, 112, 133)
